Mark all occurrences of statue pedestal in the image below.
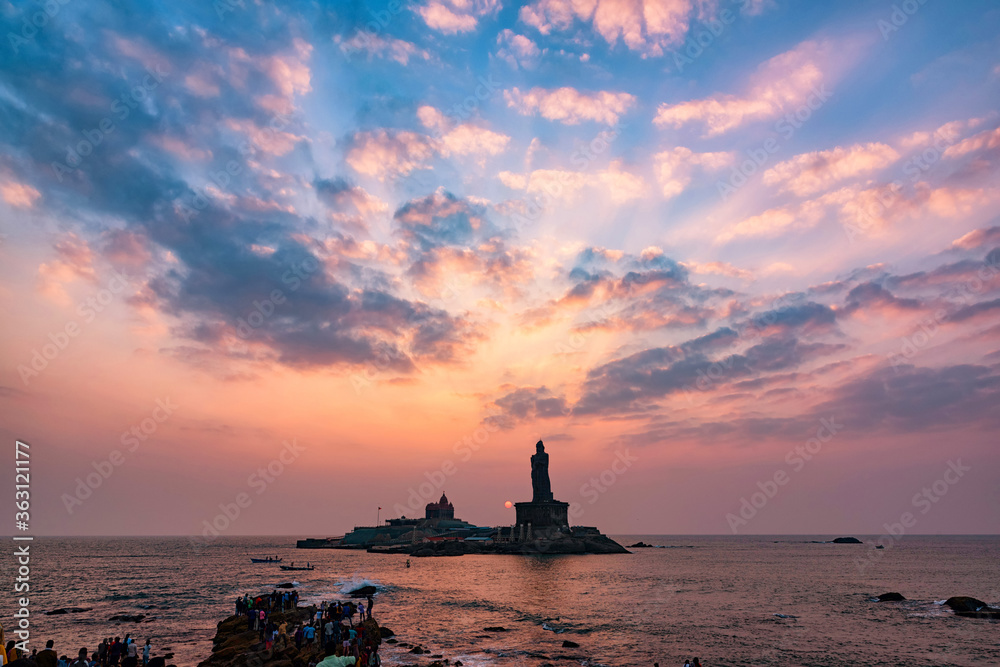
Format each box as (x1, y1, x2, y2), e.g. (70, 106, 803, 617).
(514, 500, 569, 530)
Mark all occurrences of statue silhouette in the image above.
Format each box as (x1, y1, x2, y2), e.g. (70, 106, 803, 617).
(530, 440, 553, 502)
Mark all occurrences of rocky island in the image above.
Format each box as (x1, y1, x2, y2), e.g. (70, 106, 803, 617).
(298, 441, 628, 556)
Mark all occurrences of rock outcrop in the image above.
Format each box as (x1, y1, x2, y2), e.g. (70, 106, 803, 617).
(876, 592, 906, 602)
(945, 596, 1000, 619)
(831, 537, 862, 544)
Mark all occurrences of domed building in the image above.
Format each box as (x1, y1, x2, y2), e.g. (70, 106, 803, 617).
(424, 492, 454, 519)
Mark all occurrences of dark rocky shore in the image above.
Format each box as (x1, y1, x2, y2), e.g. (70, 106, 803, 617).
(198, 606, 388, 667)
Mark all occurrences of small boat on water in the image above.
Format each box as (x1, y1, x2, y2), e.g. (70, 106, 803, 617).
(250, 557, 283, 563)
(279, 563, 314, 571)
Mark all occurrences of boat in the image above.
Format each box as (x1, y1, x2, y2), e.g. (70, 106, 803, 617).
(279, 563, 314, 571)
(250, 557, 283, 563)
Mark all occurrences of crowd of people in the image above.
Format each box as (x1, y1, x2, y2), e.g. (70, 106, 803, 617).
(236, 591, 382, 667)
(1, 635, 154, 667)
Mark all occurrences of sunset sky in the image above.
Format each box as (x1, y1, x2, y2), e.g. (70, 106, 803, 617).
(1, 0, 999, 537)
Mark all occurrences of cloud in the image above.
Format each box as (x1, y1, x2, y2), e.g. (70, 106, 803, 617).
(500, 161, 645, 203)
(504, 86, 636, 125)
(518, 0, 699, 57)
(0, 175, 41, 208)
(496, 29, 543, 69)
(346, 130, 439, 180)
(653, 146, 733, 199)
(654, 40, 831, 136)
(334, 33, 432, 65)
(37, 233, 98, 304)
(315, 178, 388, 230)
(681, 260, 754, 281)
(950, 226, 1000, 251)
(943, 125, 1000, 159)
(762, 143, 899, 197)
(418, 0, 500, 34)
(488, 385, 571, 428)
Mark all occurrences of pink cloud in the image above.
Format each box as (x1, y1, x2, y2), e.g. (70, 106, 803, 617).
(654, 40, 833, 136)
(504, 86, 636, 125)
(654, 146, 734, 199)
(37, 233, 98, 304)
(762, 142, 899, 196)
(147, 134, 213, 161)
(419, 0, 500, 34)
(225, 119, 302, 156)
(334, 33, 432, 65)
(519, 0, 696, 57)
(944, 126, 1000, 159)
(496, 29, 543, 69)
(0, 176, 41, 208)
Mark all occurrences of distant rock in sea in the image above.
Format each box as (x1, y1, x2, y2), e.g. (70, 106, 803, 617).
(562, 640, 580, 648)
(831, 537, 862, 543)
(945, 596, 1000, 618)
(349, 585, 377, 597)
(45, 607, 91, 615)
(628, 541, 654, 548)
(483, 626, 509, 632)
(109, 614, 146, 622)
(275, 582, 295, 588)
(877, 592, 906, 602)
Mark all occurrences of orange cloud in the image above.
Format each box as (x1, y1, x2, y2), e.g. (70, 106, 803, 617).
(504, 86, 636, 125)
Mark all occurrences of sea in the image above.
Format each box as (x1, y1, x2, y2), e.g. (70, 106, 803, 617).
(6, 535, 999, 666)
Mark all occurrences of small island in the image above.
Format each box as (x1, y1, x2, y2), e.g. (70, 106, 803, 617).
(298, 441, 628, 556)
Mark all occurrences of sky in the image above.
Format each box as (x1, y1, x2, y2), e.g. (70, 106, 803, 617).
(1, 0, 999, 537)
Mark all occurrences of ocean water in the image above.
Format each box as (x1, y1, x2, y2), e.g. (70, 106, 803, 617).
(5, 535, 998, 666)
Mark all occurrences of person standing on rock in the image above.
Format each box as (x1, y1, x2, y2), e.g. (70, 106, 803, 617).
(366, 595, 374, 620)
(141, 640, 150, 667)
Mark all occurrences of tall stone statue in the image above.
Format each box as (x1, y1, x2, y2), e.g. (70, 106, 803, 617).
(530, 440, 553, 502)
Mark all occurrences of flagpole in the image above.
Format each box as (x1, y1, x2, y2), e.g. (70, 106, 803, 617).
(377, 506, 381, 526)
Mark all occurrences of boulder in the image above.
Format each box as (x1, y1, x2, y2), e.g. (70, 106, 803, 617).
(944, 596, 1000, 618)
(831, 537, 862, 544)
(275, 582, 296, 588)
(561, 640, 580, 648)
(45, 607, 91, 615)
(627, 542, 652, 548)
(379, 626, 394, 638)
(945, 596, 989, 612)
(109, 614, 146, 622)
(349, 585, 377, 597)
(148, 659, 166, 667)
(877, 592, 906, 602)
(483, 627, 508, 632)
